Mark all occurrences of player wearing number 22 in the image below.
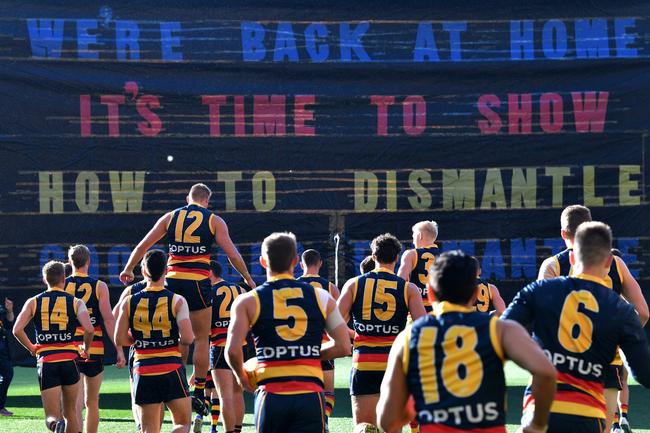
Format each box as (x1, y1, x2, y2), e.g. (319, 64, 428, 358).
(226, 232, 351, 433)
(115, 250, 195, 433)
(503, 222, 650, 433)
(338, 233, 426, 427)
(377, 251, 556, 433)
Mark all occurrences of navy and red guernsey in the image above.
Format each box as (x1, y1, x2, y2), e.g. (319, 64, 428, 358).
(33, 287, 80, 363)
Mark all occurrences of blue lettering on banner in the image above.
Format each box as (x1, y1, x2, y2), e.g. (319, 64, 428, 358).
(305, 23, 329, 62)
(510, 20, 534, 60)
(160, 22, 183, 61)
(116, 21, 141, 61)
(27, 19, 64, 58)
(241, 22, 266, 61)
(481, 239, 506, 280)
(339, 22, 371, 62)
(77, 19, 99, 60)
(510, 238, 537, 279)
(575, 18, 610, 59)
(274, 22, 299, 62)
(542, 19, 568, 59)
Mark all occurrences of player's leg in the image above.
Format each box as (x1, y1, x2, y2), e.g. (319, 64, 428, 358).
(619, 368, 631, 433)
(322, 361, 335, 432)
(350, 369, 382, 425)
(140, 404, 163, 433)
(60, 360, 82, 433)
(214, 368, 237, 432)
(231, 377, 244, 433)
(40, 386, 63, 431)
(189, 306, 212, 409)
(287, 391, 326, 433)
(82, 363, 104, 433)
(166, 397, 192, 433)
(352, 395, 380, 425)
(209, 385, 221, 433)
(74, 372, 85, 431)
(604, 364, 624, 432)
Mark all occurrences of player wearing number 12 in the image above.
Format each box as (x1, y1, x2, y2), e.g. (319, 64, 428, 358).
(226, 232, 351, 433)
(338, 233, 426, 427)
(503, 222, 650, 433)
(120, 183, 255, 417)
(377, 251, 556, 433)
(115, 250, 195, 433)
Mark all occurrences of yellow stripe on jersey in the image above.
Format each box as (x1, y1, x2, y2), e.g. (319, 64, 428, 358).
(489, 316, 505, 361)
(257, 364, 324, 382)
(314, 287, 327, 319)
(402, 325, 411, 374)
(251, 291, 261, 326)
(551, 401, 606, 419)
(166, 271, 206, 281)
(135, 349, 183, 360)
(352, 361, 388, 371)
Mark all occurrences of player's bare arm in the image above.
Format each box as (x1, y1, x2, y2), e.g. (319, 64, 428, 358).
(174, 295, 194, 346)
(407, 282, 426, 320)
(76, 298, 95, 359)
(213, 215, 255, 288)
(97, 281, 125, 368)
(336, 278, 356, 323)
(489, 284, 506, 315)
(376, 330, 413, 433)
(397, 249, 416, 281)
(498, 319, 556, 432)
(114, 298, 134, 347)
(328, 282, 341, 300)
(320, 295, 351, 360)
(225, 293, 256, 392)
(12, 297, 37, 356)
(120, 213, 171, 284)
(537, 256, 559, 281)
(616, 256, 649, 325)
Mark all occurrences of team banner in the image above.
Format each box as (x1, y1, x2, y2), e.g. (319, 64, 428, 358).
(1, 0, 649, 363)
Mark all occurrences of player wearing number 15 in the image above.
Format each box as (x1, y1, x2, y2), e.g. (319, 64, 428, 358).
(398, 221, 440, 313)
(12, 261, 94, 433)
(338, 233, 426, 427)
(226, 232, 351, 433)
(503, 222, 650, 433)
(377, 251, 556, 433)
(115, 250, 195, 433)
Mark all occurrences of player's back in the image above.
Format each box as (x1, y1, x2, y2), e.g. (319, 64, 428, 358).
(210, 280, 246, 347)
(298, 274, 333, 295)
(250, 275, 327, 394)
(474, 278, 494, 313)
(554, 249, 623, 294)
(408, 245, 439, 312)
(64, 273, 104, 359)
(406, 302, 506, 432)
(33, 288, 80, 363)
(166, 203, 216, 281)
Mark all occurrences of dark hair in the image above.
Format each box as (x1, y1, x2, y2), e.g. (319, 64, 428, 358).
(143, 250, 167, 282)
(360, 255, 375, 274)
(574, 221, 612, 267)
(302, 249, 321, 267)
(209, 260, 222, 278)
(64, 263, 73, 278)
(370, 233, 402, 264)
(611, 248, 622, 258)
(262, 232, 297, 274)
(42, 261, 66, 286)
(561, 205, 592, 238)
(68, 244, 90, 268)
(429, 250, 478, 305)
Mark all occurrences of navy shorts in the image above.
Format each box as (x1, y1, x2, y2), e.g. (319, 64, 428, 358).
(604, 364, 624, 390)
(254, 390, 325, 433)
(133, 367, 189, 405)
(76, 359, 104, 377)
(350, 368, 384, 396)
(210, 345, 254, 370)
(38, 360, 80, 391)
(165, 278, 212, 311)
(548, 413, 605, 433)
(321, 360, 334, 372)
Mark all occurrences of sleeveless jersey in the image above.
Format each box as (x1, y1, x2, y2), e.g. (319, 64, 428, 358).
(504, 275, 641, 419)
(126, 280, 148, 297)
(128, 286, 182, 376)
(408, 245, 439, 312)
(33, 288, 80, 363)
(475, 278, 494, 313)
(299, 274, 335, 342)
(166, 203, 216, 281)
(406, 302, 506, 433)
(250, 274, 327, 394)
(210, 280, 247, 347)
(64, 273, 104, 360)
(350, 268, 409, 371)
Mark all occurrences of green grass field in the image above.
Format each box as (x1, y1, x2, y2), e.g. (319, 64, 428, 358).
(4, 358, 650, 433)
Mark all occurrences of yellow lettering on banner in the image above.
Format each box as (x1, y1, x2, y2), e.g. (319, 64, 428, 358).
(75, 171, 100, 213)
(109, 171, 145, 213)
(583, 165, 603, 206)
(252, 171, 276, 212)
(442, 169, 475, 210)
(619, 165, 641, 206)
(544, 167, 571, 208)
(354, 171, 379, 211)
(511, 168, 537, 209)
(480, 168, 506, 209)
(408, 170, 432, 210)
(39, 171, 64, 214)
(386, 171, 397, 211)
(217, 171, 242, 211)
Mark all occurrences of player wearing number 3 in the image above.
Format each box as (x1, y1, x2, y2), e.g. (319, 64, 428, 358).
(115, 250, 195, 433)
(503, 222, 650, 433)
(338, 233, 426, 428)
(378, 251, 557, 433)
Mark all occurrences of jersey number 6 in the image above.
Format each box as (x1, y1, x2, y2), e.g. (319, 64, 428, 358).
(558, 290, 599, 353)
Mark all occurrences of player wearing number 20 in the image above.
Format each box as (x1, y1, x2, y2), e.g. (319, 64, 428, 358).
(226, 232, 351, 433)
(378, 251, 556, 433)
(503, 222, 650, 433)
(338, 233, 426, 426)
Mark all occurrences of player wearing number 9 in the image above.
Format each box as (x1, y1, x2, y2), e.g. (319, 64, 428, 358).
(503, 222, 650, 433)
(225, 232, 351, 433)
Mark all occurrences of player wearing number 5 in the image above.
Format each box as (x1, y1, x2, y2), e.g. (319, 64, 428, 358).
(115, 250, 195, 433)
(120, 183, 255, 416)
(503, 222, 650, 433)
(398, 221, 440, 313)
(226, 232, 351, 433)
(378, 251, 556, 433)
(338, 233, 426, 427)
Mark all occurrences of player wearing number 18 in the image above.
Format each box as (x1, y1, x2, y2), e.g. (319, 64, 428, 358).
(115, 250, 195, 433)
(503, 222, 650, 433)
(226, 232, 351, 433)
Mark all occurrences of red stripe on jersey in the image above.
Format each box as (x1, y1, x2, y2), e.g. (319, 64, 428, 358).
(555, 390, 606, 412)
(258, 359, 321, 368)
(352, 353, 389, 363)
(134, 363, 182, 375)
(168, 253, 211, 262)
(354, 334, 395, 343)
(135, 346, 180, 355)
(167, 266, 210, 277)
(260, 380, 324, 394)
(40, 352, 79, 363)
(556, 372, 604, 397)
(36, 342, 77, 350)
(421, 425, 506, 433)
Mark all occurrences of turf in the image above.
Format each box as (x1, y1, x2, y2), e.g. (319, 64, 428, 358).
(4, 358, 650, 433)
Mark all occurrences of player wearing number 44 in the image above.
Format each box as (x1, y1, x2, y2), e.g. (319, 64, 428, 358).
(503, 222, 650, 433)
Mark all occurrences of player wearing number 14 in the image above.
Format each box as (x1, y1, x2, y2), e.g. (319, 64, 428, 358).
(503, 222, 650, 433)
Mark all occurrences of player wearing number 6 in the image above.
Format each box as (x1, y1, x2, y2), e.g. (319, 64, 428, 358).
(115, 250, 195, 433)
(226, 232, 351, 433)
(503, 222, 650, 433)
(338, 233, 426, 427)
(377, 251, 556, 433)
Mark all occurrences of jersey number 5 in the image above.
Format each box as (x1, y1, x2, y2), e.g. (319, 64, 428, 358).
(558, 290, 599, 353)
(273, 288, 307, 342)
